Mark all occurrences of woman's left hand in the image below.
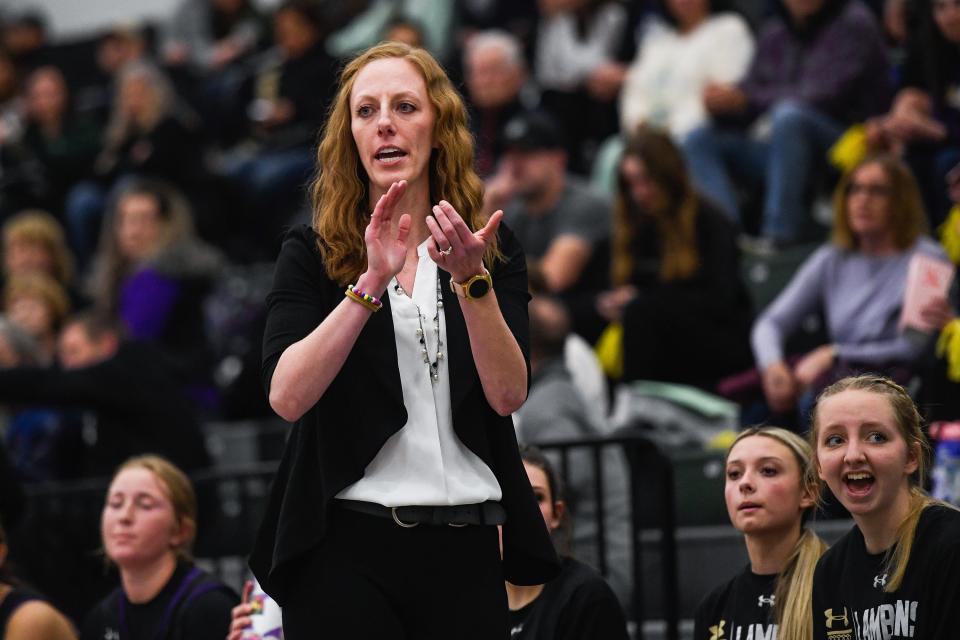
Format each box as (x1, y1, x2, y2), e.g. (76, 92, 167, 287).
(426, 200, 502, 282)
(793, 344, 836, 388)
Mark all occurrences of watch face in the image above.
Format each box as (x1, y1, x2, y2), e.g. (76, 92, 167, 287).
(467, 277, 491, 298)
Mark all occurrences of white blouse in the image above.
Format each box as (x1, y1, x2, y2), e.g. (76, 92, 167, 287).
(336, 240, 503, 507)
(535, 3, 627, 91)
(619, 13, 755, 139)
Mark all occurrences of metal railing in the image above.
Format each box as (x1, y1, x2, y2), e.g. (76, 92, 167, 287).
(534, 428, 679, 640)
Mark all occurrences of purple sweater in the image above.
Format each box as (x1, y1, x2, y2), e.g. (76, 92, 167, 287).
(751, 237, 948, 369)
(739, 0, 892, 124)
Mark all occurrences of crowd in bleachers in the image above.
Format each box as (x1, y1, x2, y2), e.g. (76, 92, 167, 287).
(0, 0, 959, 636)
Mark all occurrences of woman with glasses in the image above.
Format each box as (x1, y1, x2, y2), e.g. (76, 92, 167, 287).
(751, 154, 948, 419)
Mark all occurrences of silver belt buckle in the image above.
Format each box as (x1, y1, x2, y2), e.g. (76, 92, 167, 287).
(391, 507, 419, 528)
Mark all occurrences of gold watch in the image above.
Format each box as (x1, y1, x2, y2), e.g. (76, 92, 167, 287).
(450, 269, 492, 299)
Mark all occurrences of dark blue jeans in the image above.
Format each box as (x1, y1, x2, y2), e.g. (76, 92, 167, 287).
(683, 100, 846, 243)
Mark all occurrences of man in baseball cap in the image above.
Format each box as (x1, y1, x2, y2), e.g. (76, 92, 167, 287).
(485, 110, 610, 294)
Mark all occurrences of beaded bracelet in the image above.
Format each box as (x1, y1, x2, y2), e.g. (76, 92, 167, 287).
(345, 285, 382, 312)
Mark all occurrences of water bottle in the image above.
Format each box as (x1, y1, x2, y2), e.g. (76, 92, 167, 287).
(241, 578, 283, 640)
(930, 421, 960, 506)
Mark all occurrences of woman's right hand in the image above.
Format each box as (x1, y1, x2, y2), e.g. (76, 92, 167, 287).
(762, 361, 797, 413)
(363, 180, 412, 293)
(226, 580, 254, 640)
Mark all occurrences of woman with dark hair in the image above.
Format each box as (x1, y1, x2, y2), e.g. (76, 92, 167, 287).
(507, 445, 628, 639)
(250, 41, 557, 638)
(19, 67, 101, 219)
(752, 155, 947, 417)
(589, 125, 753, 386)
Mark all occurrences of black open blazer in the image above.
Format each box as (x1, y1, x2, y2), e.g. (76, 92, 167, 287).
(250, 223, 559, 604)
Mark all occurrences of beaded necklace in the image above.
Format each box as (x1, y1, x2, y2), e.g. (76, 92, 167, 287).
(394, 273, 444, 383)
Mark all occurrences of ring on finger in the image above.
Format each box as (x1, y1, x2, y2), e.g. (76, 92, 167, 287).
(439, 246, 454, 256)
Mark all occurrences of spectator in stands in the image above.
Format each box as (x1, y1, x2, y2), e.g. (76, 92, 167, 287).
(162, 0, 268, 140)
(81, 455, 236, 640)
(0, 518, 77, 640)
(73, 25, 149, 126)
(752, 155, 947, 419)
(695, 426, 826, 640)
(533, 0, 629, 171)
(0, 12, 50, 76)
(162, 0, 266, 73)
(216, 0, 337, 238)
(2, 210, 79, 305)
(515, 295, 632, 606)
(19, 67, 101, 225)
(590, 126, 753, 386)
(88, 179, 223, 393)
(0, 49, 40, 220)
(619, 0, 755, 142)
(0, 316, 80, 482)
(0, 311, 210, 477)
(3, 272, 69, 365)
(69, 61, 205, 268)
(325, 0, 455, 63)
(486, 110, 611, 294)
(683, 0, 892, 246)
(867, 0, 960, 227)
(95, 61, 203, 190)
(463, 30, 531, 177)
(506, 446, 629, 639)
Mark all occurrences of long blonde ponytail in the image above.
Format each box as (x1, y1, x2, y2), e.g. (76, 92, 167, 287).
(776, 527, 828, 640)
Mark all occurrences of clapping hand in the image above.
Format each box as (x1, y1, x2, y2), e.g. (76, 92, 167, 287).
(364, 181, 412, 290)
(425, 200, 502, 283)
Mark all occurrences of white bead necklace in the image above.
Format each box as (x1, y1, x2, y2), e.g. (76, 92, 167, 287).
(394, 273, 444, 383)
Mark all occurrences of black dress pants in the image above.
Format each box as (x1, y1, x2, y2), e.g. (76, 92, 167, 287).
(281, 506, 508, 639)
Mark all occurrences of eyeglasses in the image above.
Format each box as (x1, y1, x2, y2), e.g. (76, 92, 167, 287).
(846, 182, 892, 198)
(934, 0, 960, 11)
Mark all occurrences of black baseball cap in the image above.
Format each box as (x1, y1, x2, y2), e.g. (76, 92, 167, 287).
(502, 110, 564, 151)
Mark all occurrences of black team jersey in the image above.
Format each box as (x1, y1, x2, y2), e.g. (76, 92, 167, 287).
(812, 505, 960, 640)
(694, 567, 779, 640)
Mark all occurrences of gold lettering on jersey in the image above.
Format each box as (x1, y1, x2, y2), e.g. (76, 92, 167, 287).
(709, 620, 726, 640)
(825, 607, 853, 640)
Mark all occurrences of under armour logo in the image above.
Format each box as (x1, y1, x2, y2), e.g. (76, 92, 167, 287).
(825, 608, 849, 628)
(873, 574, 888, 588)
(709, 620, 726, 640)
(758, 594, 776, 607)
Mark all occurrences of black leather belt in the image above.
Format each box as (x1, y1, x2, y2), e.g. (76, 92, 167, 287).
(336, 499, 507, 528)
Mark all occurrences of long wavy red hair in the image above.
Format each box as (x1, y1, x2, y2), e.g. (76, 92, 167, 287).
(311, 42, 497, 285)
